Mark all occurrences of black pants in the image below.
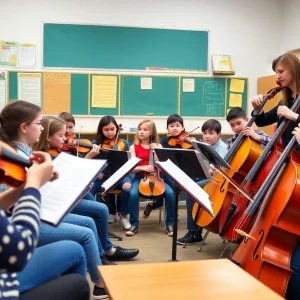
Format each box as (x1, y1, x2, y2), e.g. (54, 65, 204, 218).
(20, 274, 90, 300)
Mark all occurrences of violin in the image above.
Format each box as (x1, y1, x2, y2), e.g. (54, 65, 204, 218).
(48, 148, 62, 157)
(102, 124, 125, 151)
(138, 137, 165, 199)
(167, 127, 199, 149)
(61, 135, 93, 154)
(0, 141, 32, 187)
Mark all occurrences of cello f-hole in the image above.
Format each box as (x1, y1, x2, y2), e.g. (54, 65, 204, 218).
(220, 178, 227, 193)
(252, 229, 264, 261)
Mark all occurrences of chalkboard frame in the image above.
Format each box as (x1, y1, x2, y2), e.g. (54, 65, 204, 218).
(42, 22, 209, 74)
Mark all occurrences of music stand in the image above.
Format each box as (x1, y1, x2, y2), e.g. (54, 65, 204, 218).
(93, 151, 139, 241)
(154, 148, 212, 261)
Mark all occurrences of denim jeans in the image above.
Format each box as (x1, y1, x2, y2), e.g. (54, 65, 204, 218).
(38, 214, 102, 283)
(128, 174, 175, 227)
(90, 175, 132, 215)
(71, 199, 114, 252)
(286, 240, 300, 299)
(186, 179, 209, 232)
(18, 241, 86, 293)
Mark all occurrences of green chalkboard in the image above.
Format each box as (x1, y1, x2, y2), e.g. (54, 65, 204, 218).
(180, 77, 247, 117)
(70, 74, 89, 115)
(121, 75, 178, 116)
(43, 23, 208, 72)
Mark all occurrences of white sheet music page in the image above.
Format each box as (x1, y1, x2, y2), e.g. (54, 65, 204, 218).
(156, 159, 213, 216)
(40, 152, 107, 225)
(101, 157, 141, 193)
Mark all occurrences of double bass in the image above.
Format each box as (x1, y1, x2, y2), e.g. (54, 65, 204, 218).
(231, 134, 300, 297)
(219, 93, 300, 242)
(192, 86, 283, 233)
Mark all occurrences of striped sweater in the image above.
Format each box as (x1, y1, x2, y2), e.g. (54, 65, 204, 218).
(0, 188, 41, 299)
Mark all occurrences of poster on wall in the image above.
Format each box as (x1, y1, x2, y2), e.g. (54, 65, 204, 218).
(0, 71, 6, 110)
(18, 43, 36, 67)
(0, 40, 19, 66)
(18, 73, 42, 106)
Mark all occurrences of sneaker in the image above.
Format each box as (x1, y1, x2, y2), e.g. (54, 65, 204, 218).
(93, 285, 108, 299)
(143, 201, 155, 218)
(108, 214, 115, 224)
(165, 225, 173, 237)
(177, 230, 203, 246)
(125, 226, 138, 236)
(100, 254, 117, 265)
(120, 217, 131, 230)
(106, 246, 139, 261)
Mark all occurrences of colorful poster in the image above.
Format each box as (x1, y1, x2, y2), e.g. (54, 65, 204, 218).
(0, 72, 6, 110)
(92, 76, 117, 108)
(18, 73, 42, 106)
(43, 72, 71, 114)
(0, 41, 19, 66)
(18, 43, 36, 67)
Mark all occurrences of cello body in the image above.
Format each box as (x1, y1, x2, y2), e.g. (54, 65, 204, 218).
(232, 150, 300, 297)
(219, 142, 285, 241)
(192, 137, 263, 233)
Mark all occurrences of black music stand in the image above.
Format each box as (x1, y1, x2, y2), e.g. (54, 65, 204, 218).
(154, 148, 212, 261)
(93, 151, 138, 241)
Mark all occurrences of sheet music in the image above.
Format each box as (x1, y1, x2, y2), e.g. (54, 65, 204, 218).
(101, 157, 141, 194)
(156, 159, 213, 216)
(40, 152, 107, 225)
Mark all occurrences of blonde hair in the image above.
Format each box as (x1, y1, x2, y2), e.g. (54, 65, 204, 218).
(272, 52, 300, 105)
(32, 116, 66, 151)
(134, 120, 159, 145)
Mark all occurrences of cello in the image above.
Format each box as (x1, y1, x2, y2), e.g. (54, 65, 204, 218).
(138, 137, 165, 199)
(192, 86, 282, 233)
(219, 93, 300, 242)
(231, 134, 300, 297)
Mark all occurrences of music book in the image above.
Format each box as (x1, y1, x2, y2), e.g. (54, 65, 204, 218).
(101, 157, 142, 196)
(156, 159, 213, 216)
(93, 149, 131, 175)
(39, 152, 107, 226)
(189, 140, 231, 169)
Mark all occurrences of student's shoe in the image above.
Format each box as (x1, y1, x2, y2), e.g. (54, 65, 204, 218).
(108, 214, 115, 224)
(106, 246, 139, 261)
(125, 226, 138, 236)
(177, 230, 203, 246)
(100, 254, 117, 265)
(143, 201, 155, 218)
(93, 286, 108, 299)
(165, 225, 173, 237)
(120, 217, 131, 230)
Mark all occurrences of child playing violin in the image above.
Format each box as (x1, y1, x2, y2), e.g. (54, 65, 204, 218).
(126, 119, 175, 236)
(89, 116, 132, 230)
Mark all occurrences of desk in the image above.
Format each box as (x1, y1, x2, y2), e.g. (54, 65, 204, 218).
(98, 259, 282, 299)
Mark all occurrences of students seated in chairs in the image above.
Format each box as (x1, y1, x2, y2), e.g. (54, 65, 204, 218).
(126, 120, 175, 237)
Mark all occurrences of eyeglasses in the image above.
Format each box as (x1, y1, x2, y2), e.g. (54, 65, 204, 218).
(30, 122, 43, 126)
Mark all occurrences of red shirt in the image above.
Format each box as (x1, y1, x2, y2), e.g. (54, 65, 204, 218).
(134, 144, 150, 166)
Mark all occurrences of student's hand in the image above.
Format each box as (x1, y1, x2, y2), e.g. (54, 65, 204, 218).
(277, 105, 298, 121)
(84, 144, 101, 159)
(208, 164, 216, 176)
(251, 94, 264, 110)
(98, 173, 104, 180)
(292, 124, 300, 145)
(140, 165, 154, 173)
(150, 143, 162, 149)
(26, 152, 56, 189)
(243, 127, 261, 142)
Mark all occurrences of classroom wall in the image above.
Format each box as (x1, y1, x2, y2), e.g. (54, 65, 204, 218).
(1, 0, 282, 134)
(280, 0, 300, 53)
